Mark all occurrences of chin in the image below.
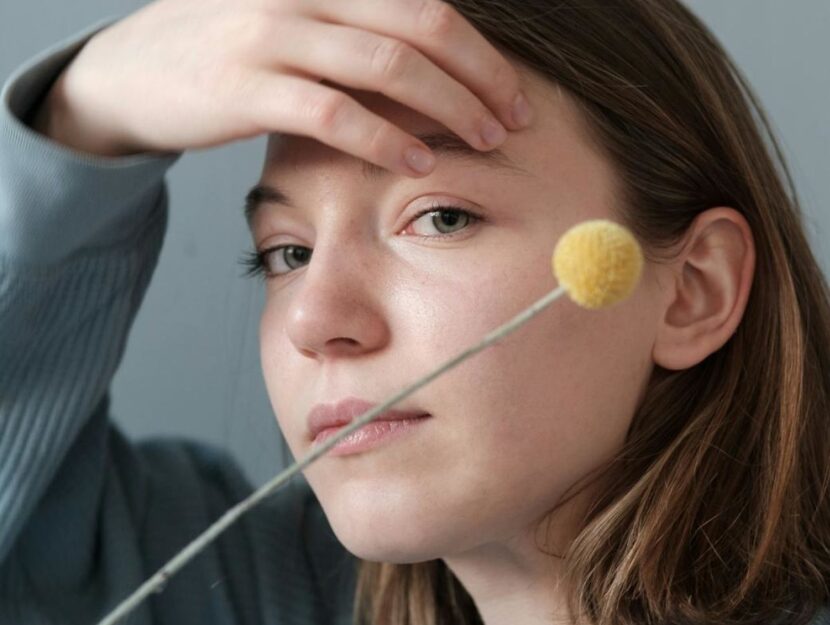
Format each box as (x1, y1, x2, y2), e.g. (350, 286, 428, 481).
(324, 503, 447, 564)
(335, 531, 441, 564)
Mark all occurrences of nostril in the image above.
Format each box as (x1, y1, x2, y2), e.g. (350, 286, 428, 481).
(321, 337, 362, 357)
(328, 337, 358, 348)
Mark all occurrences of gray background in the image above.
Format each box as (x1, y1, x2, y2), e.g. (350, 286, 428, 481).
(2, 1, 827, 489)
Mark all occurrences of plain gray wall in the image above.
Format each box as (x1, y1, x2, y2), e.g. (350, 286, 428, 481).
(2, 1, 828, 489)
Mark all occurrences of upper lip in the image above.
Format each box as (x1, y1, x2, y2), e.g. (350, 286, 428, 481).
(307, 397, 430, 441)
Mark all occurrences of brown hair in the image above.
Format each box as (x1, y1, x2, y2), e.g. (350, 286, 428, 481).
(352, 1, 830, 624)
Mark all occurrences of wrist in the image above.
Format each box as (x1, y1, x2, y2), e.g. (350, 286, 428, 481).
(29, 74, 142, 158)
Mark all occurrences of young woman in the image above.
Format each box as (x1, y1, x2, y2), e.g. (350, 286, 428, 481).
(1, 1, 827, 624)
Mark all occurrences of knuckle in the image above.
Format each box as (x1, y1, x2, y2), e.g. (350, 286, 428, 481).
(306, 90, 351, 131)
(233, 10, 275, 54)
(492, 62, 518, 97)
(490, 61, 513, 88)
(417, 1, 455, 38)
(369, 38, 414, 82)
(273, 0, 302, 13)
(364, 121, 392, 162)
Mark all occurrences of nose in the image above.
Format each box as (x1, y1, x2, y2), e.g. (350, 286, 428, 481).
(284, 240, 391, 360)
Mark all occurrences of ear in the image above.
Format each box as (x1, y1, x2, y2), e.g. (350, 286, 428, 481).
(652, 207, 756, 371)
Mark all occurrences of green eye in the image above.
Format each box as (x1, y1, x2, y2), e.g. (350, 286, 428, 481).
(410, 206, 481, 239)
(408, 207, 477, 236)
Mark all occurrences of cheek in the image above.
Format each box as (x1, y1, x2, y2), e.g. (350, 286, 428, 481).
(442, 280, 645, 491)
(258, 302, 301, 441)
(258, 302, 281, 365)
(504, 299, 649, 484)
(258, 304, 280, 389)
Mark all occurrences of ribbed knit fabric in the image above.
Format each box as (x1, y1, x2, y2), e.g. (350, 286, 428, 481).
(0, 20, 357, 625)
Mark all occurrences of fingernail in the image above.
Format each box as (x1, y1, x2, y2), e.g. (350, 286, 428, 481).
(481, 117, 507, 147)
(404, 146, 436, 174)
(511, 91, 533, 127)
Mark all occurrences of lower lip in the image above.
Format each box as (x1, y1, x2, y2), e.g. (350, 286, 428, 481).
(312, 415, 431, 456)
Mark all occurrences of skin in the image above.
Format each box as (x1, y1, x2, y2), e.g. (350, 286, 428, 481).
(249, 62, 756, 625)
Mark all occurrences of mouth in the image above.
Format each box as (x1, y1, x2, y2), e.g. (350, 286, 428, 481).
(310, 412, 432, 456)
(307, 396, 430, 442)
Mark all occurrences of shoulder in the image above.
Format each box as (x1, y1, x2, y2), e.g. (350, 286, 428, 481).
(257, 475, 358, 622)
(131, 435, 356, 621)
(134, 434, 254, 511)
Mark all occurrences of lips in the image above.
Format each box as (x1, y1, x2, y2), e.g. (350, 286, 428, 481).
(307, 396, 430, 442)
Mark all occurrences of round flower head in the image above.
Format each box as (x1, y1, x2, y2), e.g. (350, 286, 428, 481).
(552, 219, 644, 309)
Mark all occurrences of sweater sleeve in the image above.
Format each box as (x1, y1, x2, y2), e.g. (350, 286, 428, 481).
(0, 17, 179, 569)
(0, 16, 177, 621)
(0, 21, 356, 625)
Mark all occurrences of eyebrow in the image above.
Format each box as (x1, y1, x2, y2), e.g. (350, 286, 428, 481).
(243, 130, 530, 227)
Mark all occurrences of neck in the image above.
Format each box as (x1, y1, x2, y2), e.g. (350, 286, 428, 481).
(444, 542, 575, 625)
(442, 486, 596, 625)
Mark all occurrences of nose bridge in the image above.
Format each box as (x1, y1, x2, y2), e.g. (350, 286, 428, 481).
(284, 217, 390, 359)
(308, 204, 376, 282)
(304, 231, 371, 302)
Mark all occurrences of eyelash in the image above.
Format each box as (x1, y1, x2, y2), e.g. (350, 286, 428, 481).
(238, 204, 483, 281)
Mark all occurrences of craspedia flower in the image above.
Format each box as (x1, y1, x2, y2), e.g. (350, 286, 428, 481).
(552, 219, 644, 309)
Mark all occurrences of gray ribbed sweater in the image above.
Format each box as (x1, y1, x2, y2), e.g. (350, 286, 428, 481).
(0, 20, 357, 625)
(2, 18, 829, 625)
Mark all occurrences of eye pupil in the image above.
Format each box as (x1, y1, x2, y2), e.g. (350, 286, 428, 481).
(285, 246, 311, 268)
(434, 209, 467, 233)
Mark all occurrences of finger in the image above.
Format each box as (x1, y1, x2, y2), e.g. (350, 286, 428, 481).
(249, 73, 439, 177)
(268, 19, 507, 152)
(305, 0, 531, 131)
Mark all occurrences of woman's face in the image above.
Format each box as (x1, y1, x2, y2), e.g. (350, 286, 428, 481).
(250, 69, 659, 562)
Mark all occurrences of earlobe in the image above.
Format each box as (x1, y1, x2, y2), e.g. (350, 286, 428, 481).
(652, 207, 756, 371)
